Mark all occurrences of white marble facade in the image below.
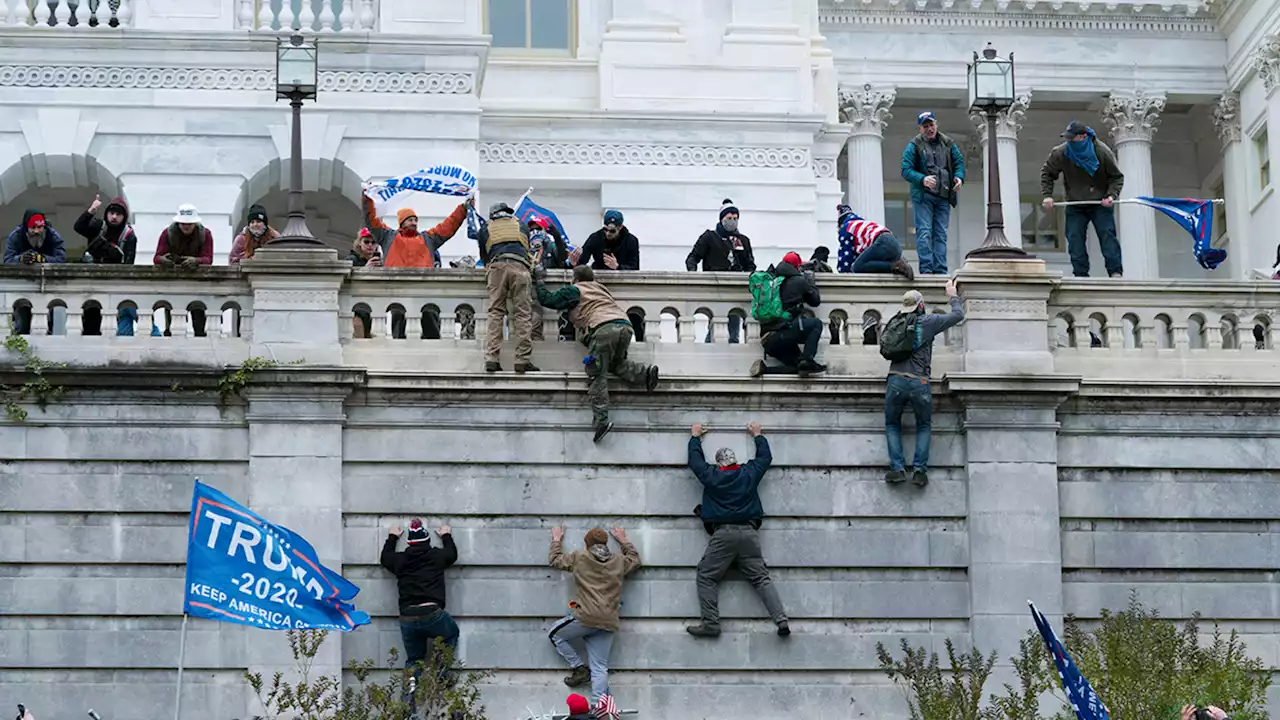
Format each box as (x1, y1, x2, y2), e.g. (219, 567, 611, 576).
(0, 0, 1275, 278)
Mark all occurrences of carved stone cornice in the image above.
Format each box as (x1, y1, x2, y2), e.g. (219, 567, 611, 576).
(819, 6, 1215, 34)
(1102, 90, 1166, 144)
(1212, 93, 1241, 145)
(0, 65, 475, 94)
(969, 91, 1032, 143)
(837, 84, 896, 138)
(477, 143, 812, 169)
(1254, 33, 1280, 95)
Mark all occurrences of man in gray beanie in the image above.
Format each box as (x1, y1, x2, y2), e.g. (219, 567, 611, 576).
(685, 421, 789, 639)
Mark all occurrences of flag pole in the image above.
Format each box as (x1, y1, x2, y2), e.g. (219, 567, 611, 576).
(174, 612, 189, 720)
(1054, 198, 1225, 206)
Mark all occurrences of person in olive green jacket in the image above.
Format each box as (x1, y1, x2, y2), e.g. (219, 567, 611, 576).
(548, 526, 641, 706)
(1041, 119, 1126, 278)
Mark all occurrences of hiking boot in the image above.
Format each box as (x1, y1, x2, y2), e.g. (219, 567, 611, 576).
(912, 470, 929, 487)
(563, 665, 591, 688)
(514, 362, 540, 373)
(891, 258, 915, 281)
(776, 620, 792, 637)
(593, 422, 614, 443)
(645, 365, 660, 391)
(750, 360, 765, 378)
(484, 361, 502, 372)
(884, 470, 907, 484)
(797, 360, 827, 377)
(686, 623, 721, 638)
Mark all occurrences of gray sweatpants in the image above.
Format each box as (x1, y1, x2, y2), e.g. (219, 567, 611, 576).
(696, 524, 787, 628)
(549, 615, 614, 703)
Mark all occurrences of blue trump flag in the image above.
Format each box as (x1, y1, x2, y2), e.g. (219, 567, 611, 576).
(515, 193, 574, 255)
(183, 480, 371, 631)
(1030, 601, 1110, 720)
(1132, 197, 1226, 270)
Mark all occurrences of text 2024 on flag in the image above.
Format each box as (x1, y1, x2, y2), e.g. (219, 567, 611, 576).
(184, 480, 370, 631)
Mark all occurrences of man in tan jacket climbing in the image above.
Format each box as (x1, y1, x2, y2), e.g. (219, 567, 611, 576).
(548, 526, 641, 707)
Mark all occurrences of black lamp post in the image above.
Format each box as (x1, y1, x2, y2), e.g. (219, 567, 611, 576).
(966, 43, 1030, 259)
(269, 33, 324, 248)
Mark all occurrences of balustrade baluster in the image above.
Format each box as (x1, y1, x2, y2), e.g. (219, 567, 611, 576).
(1205, 321, 1224, 350)
(53, 0, 70, 25)
(255, 0, 273, 31)
(71, 0, 87, 26)
(318, 0, 335, 31)
(238, 0, 255, 29)
(0, 309, 10, 339)
(405, 312, 422, 341)
(115, 0, 130, 26)
(66, 311, 84, 337)
(357, 0, 373, 30)
(169, 309, 188, 338)
(341, 0, 357, 30)
(30, 307, 50, 336)
(1105, 322, 1123, 350)
(1070, 322, 1090, 350)
(710, 316, 728, 344)
(370, 313, 387, 338)
(299, 0, 315, 30)
(644, 316, 661, 343)
(677, 316, 695, 343)
(440, 316, 456, 340)
(474, 315, 488, 342)
(4, 0, 19, 27)
(33, 0, 51, 26)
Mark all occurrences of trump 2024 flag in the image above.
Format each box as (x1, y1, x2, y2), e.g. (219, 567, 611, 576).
(1030, 601, 1110, 720)
(184, 480, 370, 631)
(1132, 197, 1226, 271)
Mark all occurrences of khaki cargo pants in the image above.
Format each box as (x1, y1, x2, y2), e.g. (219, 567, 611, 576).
(484, 260, 533, 365)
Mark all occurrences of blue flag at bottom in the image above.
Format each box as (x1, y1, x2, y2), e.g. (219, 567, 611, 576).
(1133, 197, 1226, 270)
(1030, 601, 1110, 720)
(184, 480, 371, 632)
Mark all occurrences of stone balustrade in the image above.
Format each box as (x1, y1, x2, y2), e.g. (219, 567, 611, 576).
(2, 0, 377, 32)
(3, 0, 133, 28)
(4, 256, 1278, 381)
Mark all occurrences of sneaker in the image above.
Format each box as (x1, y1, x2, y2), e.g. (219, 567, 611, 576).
(563, 665, 591, 688)
(797, 360, 827, 377)
(686, 623, 721, 638)
(1109, 272, 1123, 278)
(593, 422, 614, 443)
(646, 365, 660, 391)
(484, 361, 502, 372)
(891, 258, 915, 281)
(776, 620, 791, 637)
(884, 470, 907, 484)
(912, 470, 929, 487)
(514, 362, 540, 373)
(750, 360, 765, 378)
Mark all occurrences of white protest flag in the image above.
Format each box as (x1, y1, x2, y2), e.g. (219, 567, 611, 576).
(363, 163, 479, 212)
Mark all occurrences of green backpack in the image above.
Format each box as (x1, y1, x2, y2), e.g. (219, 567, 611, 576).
(879, 311, 925, 362)
(749, 270, 790, 324)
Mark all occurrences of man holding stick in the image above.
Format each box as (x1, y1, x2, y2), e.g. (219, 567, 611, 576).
(1041, 120, 1125, 278)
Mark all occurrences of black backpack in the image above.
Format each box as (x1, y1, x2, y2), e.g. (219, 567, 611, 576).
(879, 311, 924, 362)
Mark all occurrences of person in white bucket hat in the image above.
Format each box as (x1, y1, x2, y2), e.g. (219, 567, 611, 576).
(153, 203, 213, 269)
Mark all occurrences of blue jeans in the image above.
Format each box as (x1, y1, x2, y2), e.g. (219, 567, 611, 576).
(549, 615, 615, 704)
(763, 316, 822, 368)
(884, 375, 933, 472)
(1065, 205, 1123, 277)
(399, 608, 460, 689)
(851, 233, 902, 274)
(705, 314, 741, 343)
(914, 193, 951, 274)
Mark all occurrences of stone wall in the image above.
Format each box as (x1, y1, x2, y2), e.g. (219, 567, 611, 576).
(2, 251, 1279, 719)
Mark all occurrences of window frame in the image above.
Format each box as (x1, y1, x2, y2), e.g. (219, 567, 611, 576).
(1254, 127, 1271, 193)
(1018, 195, 1066, 254)
(881, 192, 917, 250)
(483, 0, 577, 57)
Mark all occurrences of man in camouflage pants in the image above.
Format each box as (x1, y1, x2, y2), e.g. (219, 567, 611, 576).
(534, 264, 660, 442)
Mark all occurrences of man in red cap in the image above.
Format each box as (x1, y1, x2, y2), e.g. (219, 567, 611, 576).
(4, 209, 66, 265)
(750, 252, 825, 377)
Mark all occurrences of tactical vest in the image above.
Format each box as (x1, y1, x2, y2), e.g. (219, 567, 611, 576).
(485, 217, 530, 266)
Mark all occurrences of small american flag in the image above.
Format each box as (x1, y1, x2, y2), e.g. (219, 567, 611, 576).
(593, 694, 619, 720)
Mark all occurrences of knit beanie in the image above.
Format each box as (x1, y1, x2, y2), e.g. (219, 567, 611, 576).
(584, 528, 609, 548)
(812, 246, 831, 262)
(719, 198, 739, 220)
(566, 694, 591, 716)
(836, 203, 852, 221)
(396, 208, 417, 227)
(715, 448, 737, 466)
(603, 209, 624, 226)
(406, 518, 429, 545)
(248, 204, 268, 224)
(782, 252, 803, 268)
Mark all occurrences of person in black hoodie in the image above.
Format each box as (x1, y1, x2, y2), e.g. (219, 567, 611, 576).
(381, 518, 459, 698)
(75, 194, 136, 264)
(750, 252, 825, 377)
(688, 199, 756, 344)
(573, 209, 640, 271)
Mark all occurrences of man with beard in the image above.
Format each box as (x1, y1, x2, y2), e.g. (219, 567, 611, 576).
(4, 209, 66, 265)
(75, 194, 137, 264)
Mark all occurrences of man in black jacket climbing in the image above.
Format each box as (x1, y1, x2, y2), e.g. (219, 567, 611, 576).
(686, 421, 789, 639)
(751, 252, 825, 377)
(381, 518, 459, 698)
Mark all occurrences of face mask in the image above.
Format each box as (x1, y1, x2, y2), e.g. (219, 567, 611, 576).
(1070, 137, 1088, 147)
(722, 218, 738, 233)
(249, 224, 267, 237)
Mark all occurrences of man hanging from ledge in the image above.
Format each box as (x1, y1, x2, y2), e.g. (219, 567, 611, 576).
(4, 209, 66, 266)
(533, 263, 659, 442)
(360, 189, 468, 269)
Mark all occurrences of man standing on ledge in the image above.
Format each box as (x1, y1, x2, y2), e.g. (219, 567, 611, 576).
(1041, 119, 1125, 278)
(686, 421, 789, 639)
(477, 201, 538, 373)
(901, 111, 964, 275)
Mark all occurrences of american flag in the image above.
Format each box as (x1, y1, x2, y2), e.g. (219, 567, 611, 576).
(593, 694, 619, 720)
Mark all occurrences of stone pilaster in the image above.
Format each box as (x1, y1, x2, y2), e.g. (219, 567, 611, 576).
(1103, 90, 1166, 279)
(970, 91, 1032, 244)
(240, 247, 351, 366)
(1214, 93, 1252, 279)
(838, 84, 895, 224)
(814, 123, 852, 246)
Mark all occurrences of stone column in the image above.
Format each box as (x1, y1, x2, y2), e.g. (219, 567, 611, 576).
(240, 247, 351, 366)
(1213, 93, 1252, 279)
(970, 92, 1032, 246)
(951, 256, 1079, 684)
(838, 84, 895, 224)
(1103, 90, 1166, 280)
(814, 123, 853, 246)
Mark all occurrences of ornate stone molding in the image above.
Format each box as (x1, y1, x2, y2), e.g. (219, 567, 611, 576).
(837, 84, 896, 138)
(1212, 93, 1241, 145)
(1253, 34, 1280, 95)
(0, 65, 475, 94)
(1102, 90, 1166, 144)
(819, 7, 1215, 34)
(970, 91, 1032, 143)
(812, 158, 838, 178)
(478, 143, 811, 169)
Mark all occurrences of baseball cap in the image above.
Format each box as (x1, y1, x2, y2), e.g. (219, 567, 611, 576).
(917, 111, 936, 125)
(1061, 120, 1089, 138)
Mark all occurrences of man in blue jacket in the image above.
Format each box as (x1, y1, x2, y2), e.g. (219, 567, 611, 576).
(901, 111, 965, 275)
(685, 421, 789, 639)
(4, 209, 66, 265)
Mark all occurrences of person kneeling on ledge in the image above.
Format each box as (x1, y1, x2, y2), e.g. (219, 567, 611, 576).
(749, 252, 825, 378)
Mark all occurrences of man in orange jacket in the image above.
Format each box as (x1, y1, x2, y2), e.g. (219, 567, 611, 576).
(361, 193, 468, 268)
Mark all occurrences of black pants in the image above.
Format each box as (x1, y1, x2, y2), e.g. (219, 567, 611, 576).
(763, 316, 822, 368)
